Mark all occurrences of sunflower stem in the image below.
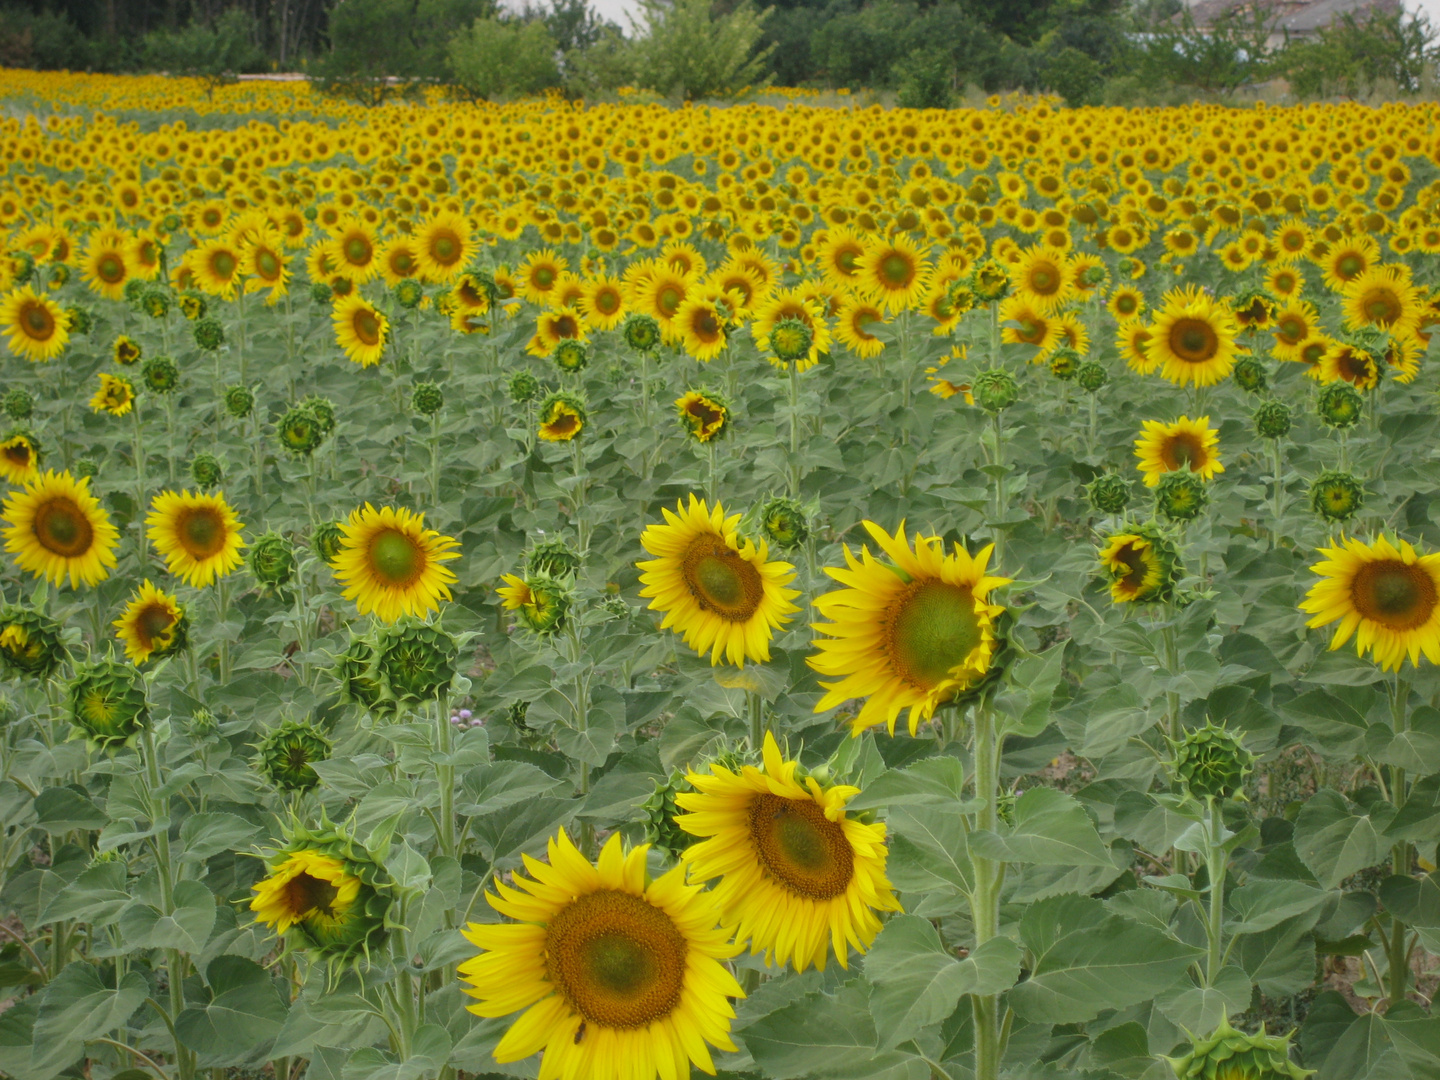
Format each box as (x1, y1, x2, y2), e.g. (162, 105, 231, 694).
(132, 403, 148, 571)
(1270, 436, 1286, 550)
(142, 726, 194, 1080)
(1388, 674, 1412, 1005)
(217, 578, 232, 685)
(572, 437, 590, 556)
(435, 690, 456, 861)
(971, 701, 1004, 1080)
(428, 412, 441, 508)
(1204, 797, 1226, 987)
(788, 360, 801, 498)
(748, 690, 765, 748)
(706, 440, 717, 504)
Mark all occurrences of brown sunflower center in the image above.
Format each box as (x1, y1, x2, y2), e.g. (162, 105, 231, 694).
(1115, 295, 1138, 317)
(685, 398, 724, 432)
(594, 288, 620, 314)
(1351, 560, 1437, 630)
(353, 309, 382, 346)
(1028, 265, 1059, 295)
(1169, 318, 1218, 362)
(1339, 350, 1373, 383)
(681, 539, 763, 621)
(553, 315, 579, 339)
(178, 508, 227, 558)
(1361, 287, 1401, 325)
(544, 407, 581, 437)
(1162, 433, 1205, 470)
(836, 247, 860, 274)
(545, 889, 686, 1030)
(1015, 316, 1047, 345)
(1111, 542, 1151, 589)
(1337, 254, 1364, 279)
(747, 792, 855, 900)
(431, 232, 460, 263)
(690, 309, 721, 341)
(879, 253, 913, 288)
(97, 254, 125, 283)
(210, 251, 237, 279)
(344, 237, 371, 265)
(1277, 316, 1306, 344)
(136, 603, 176, 647)
(887, 579, 983, 690)
(283, 871, 339, 919)
(34, 497, 93, 557)
(256, 250, 281, 279)
(22, 302, 54, 339)
(4, 441, 31, 466)
(534, 267, 556, 289)
(369, 529, 423, 586)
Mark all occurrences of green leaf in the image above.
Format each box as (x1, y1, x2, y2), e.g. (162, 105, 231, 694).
(1008, 894, 1201, 1024)
(1154, 965, 1251, 1032)
(1372, 706, 1440, 774)
(457, 761, 567, 818)
(1226, 880, 1331, 935)
(176, 956, 289, 1067)
(864, 915, 1021, 1049)
(1294, 789, 1394, 890)
(32, 786, 108, 833)
(470, 796, 576, 871)
(970, 788, 1114, 867)
(995, 644, 1066, 739)
(385, 841, 432, 891)
(32, 962, 147, 1074)
(117, 878, 217, 954)
(740, 979, 926, 1080)
(884, 804, 973, 909)
(1236, 915, 1318, 998)
(847, 755, 978, 812)
(37, 861, 131, 927)
(1279, 688, 1370, 755)
(178, 811, 262, 863)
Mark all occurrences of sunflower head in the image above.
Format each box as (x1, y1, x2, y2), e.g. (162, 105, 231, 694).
(0, 428, 42, 485)
(758, 496, 810, 552)
(112, 335, 142, 366)
(331, 504, 460, 623)
(1048, 348, 1080, 381)
(68, 661, 147, 748)
(1077, 360, 1109, 393)
(769, 316, 814, 365)
(537, 391, 587, 443)
(90, 373, 136, 418)
(640, 769, 693, 861)
(507, 370, 541, 404)
(526, 536, 581, 580)
(146, 489, 246, 589)
(223, 384, 255, 419)
(971, 260, 1011, 302)
(1254, 400, 1292, 440)
(3, 389, 34, 420)
(178, 292, 206, 320)
(1085, 473, 1132, 515)
(498, 572, 571, 635)
(1231, 289, 1276, 331)
(411, 381, 444, 417)
(312, 520, 345, 564)
(142, 356, 179, 395)
(1316, 382, 1363, 430)
(675, 388, 731, 443)
(1163, 1019, 1313, 1080)
(65, 305, 93, 336)
(193, 316, 225, 351)
(249, 532, 296, 590)
(114, 580, 188, 664)
(1231, 355, 1268, 394)
(140, 286, 170, 320)
(553, 339, 589, 375)
(0, 605, 67, 679)
(1309, 470, 1364, 523)
(190, 453, 224, 489)
(336, 636, 390, 714)
(1155, 470, 1209, 522)
(301, 396, 337, 436)
(972, 367, 1020, 412)
(276, 404, 326, 457)
(622, 312, 662, 352)
(1098, 526, 1179, 604)
(255, 719, 333, 792)
(1168, 721, 1255, 802)
(375, 618, 458, 702)
(394, 279, 424, 309)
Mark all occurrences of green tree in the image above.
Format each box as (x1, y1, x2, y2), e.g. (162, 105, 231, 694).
(1278, 11, 1437, 97)
(314, 0, 494, 103)
(447, 16, 562, 99)
(141, 8, 264, 94)
(893, 47, 954, 108)
(631, 0, 775, 100)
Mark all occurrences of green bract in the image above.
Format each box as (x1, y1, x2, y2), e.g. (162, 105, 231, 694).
(1168, 721, 1255, 801)
(68, 661, 147, 748)
(1164, 1019, 1313, 1080)
(0, 605, 67, 678)
(256, 719, 333, 791)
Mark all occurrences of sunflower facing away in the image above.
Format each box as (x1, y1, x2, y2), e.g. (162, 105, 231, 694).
(1300, 534, 1440, 671)
(333, 294, 388, 367)
(2, 470, 119, 588)
(1097, 529, 1177, 604)
(114, 580, 187, 664)
(0, 431, 41, 485)
(1148, 285, 1242, 388)
(146, 489, 247, 588)
(331, 503, 460, 622)
(637, 495, 799, 667)
(2, 285, 69, 362)
(676, 732, 900, 973)
(1134, 416, 1225, 488)
(808, 521, 1010, 736)
(459, 829, 743, 1080)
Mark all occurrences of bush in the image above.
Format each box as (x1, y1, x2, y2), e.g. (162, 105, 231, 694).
(893, 48, 954, 108)
(1277, 11, 1437, 97)
(562, 26, 636, 97)
(447, 17, 561, 100)
(1045, 44, 1104, 106)
(1123, 7, 1274, 94)
(315, 0, 495, 103)
(141, 8, 265, 90)
(631, 0, 774, 100)
(0, 5, 92, 70)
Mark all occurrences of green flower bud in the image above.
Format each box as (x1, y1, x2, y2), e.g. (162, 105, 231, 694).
(507, 369, 541, 404)
(640, 770, 693, 861)
(375, 618, 458, 702)
(4, 388, 34, 420)
(312, 521, 345, 564)
(1168, 721, 1255, 801)
(758, 496, 809, 551)
(69, 661, 147, 748)
(1253, 399, 1292, 439)
(74, 457, 99, 479)
(1155, 470, 1208, 522)
(223, 383, 254, 419)
(1047, 348, 1081, 381)
(972, 367, 1019, 412)
(277, 405, 323, 455)
(0, 605, 68, 679)
(527, 536, 581, 580)
(178, 292, 206, 320)
(47, 262, 70, 289)
(193, 317, 225, 351)
(1316, 382, 1363, 429)
(1309, 469, 1364, 523)
(336, 636, 390, 714)
(505, 573, 571, 635)
(161, 212, 184, 233)
(65, 305, 94, 335)
(394, 279, 424, 309)
(302, 395, 336, 436)
(140, 286, 171, 319)
(123, 278, 147, 308)
(769, 316, 814, 365)
(1231, 354, 1268, 394)
(248, 532, 296, 589)
(142, 356, 179, 394)
(622, 312, 661, 353)
(190, 453, 224, 489)
(971, 260, 1011, 302)
(309, 282, 333, 305)
(255, 719, 333, 792)
(412, 381, 444, 416)
(1085, 472, 1132, 515)
(506, 699, 532, 732)
(1164, 1018, 1313, 1080)
(1076, 360, 1108, 393)
(553, 339, 589, 375)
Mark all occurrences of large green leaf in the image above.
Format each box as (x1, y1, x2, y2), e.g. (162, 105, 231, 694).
(1293, 789, 1394, 890)
(1225, 880, 1331, 935)
(31, 962, 147, 1076)
(37, 860, 132, 927)
(117, 878, 217, 954)
(176, 956, 289, 1067)
(847, 755, 977, 811)
(969, 788, 1114, 867)
(884, 803, 973, 914)
(740, 980, 926, 1080)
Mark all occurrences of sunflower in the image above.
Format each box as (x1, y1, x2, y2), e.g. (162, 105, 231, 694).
(333, 295, 388, 367)
(1300, 535, 1440, 671)
(2, 470, 118, 588)
(146, 489, 246, 588)
(459, 829, 743, 1080)
(1320, 236, 1378, 292)
(241, 229, 291, 303)
(752, 290, 830, 372)
(82, 236, 130, 300)
(1134, 416, 1224, 488)
(538, 392, 587, 442)
(1317, 341, 1381, 390)
(834, 297, 885, 359)
(1107, 286, 1145, 322)
(1148, 285, 1242, 388)
(816, 227, 867, 286)
(415, 212, 475, 282)
(631, 264, 692, 331)
(578, 274, 626, 330)
(1342, 264, 1421, 337)
(999, 295, 1059, 352)
(1098, 529, 1177, 603)
(676, 732, 900, 973)
(113, 580, 186, 664)
(333, 219, 380, 282)
(250, 849, 366, 939)
(675, 297, 728, 361)
(190, 238, 243, 299)
(675, 390, 729, 442)
(808, 521, 1010, 736)
(89, 374, 136, 418)
(1265, 264, 1305, 299)
(2, 285, 69, 362)
(1117, 320, 1157, 375)
(518, 249, 567, 305)
(331, 503, 459, 623)
(637, 495, 798, 667)
(1013, 246, 1073, 313)
(858, 235, 930, 313)
(1271, 300, 1319, 361)
(0, 431, 40, 485)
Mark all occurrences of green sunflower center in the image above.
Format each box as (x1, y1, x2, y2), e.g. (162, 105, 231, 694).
(210, 251, 237, 279)
(257, 250, 281, 278)
(747, 792, 855, 899)
(35, 497, 94, 558)
(888, 579, 983, 690)
(179, 508, 227, 558)
(1361, 287, 1401, 325)
(97, 255, 125, 283)
(545, 889, 686, 1029)
(595, 288, 620, 313)
(344, 237, 370, 264)
(431, 233, 459, 263)
(22, 302, 53, 337)
(682, 539, 763, 622)
(1029, 266, 1057, 294)
(370, 529, 422, 585)
(1352, 559, 1437, 630)
(1338, 254, 1364, 278)
(879, 253, 912, 287)
(353, 309, 382, 346)
(1170, 318, 1219, 362)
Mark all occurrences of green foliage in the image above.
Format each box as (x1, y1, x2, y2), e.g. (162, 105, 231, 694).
(0, 5, 92, 71)
(1277, 11, 1438, 98)
(631, 0, 775, 100)
(447, 16, 562, 100)
(893, 48, 955, 109)
(140, 8, 265, 89)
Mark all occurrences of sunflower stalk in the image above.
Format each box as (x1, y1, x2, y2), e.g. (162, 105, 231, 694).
(788, 360, 801, 498)
(1204, 797, 1226, 987)
(131, 403, 147, 569)
(970, 701, 1006, 1080)
(1388, 674, 1412, 1005)
(1270, 437, 1286, 549)
(428, 412, 441, 508)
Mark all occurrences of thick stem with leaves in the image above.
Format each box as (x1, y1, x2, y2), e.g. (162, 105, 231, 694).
(434, 690, 455, 860)
(142, 727, 194, 1080)
(971, 703, 1004, 1080)
(1205, 798, 1225, 986)
(788, 360, 801, 498)
(1388, 675, 1411, 1005)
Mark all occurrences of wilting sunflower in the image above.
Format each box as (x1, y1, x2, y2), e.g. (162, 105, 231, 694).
(2, 470, 119, 587)
(1317, 340, 1382, 390)
(637, 495, 798, 667)
(331, 503, 459, 622)
(1300, 534, 1440, 671)
(415, 211, 475, 282)
(676, 732, 900, 973)
(858, 235, 930, 313)
(1134, 416, 1224, 488)
(675, 390, 730, 442)
(250, 836, 390, 963)
(0, 430, 41, 485)
(537, 391, 587, 442)
(1148, 286, 1242, 388)
(834, 297, 885, 360)
(146, 489, 246, 588)
(113, 579, 187, 664)
(90, 373, 136, 417)
(459, 829, 742, 1080)
(333, 295, 388, 367)
(1098, 528, 1179, 604)
(809, 522, 1010, 736)
(526, 308, 587, 359)
(2, 285, 69, 362)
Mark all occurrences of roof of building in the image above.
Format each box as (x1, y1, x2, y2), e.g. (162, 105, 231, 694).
(1179, 0, 1401, 31)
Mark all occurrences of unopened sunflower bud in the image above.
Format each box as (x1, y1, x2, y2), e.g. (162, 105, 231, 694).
(1231, 354, 1268, 394)
(412, 381, 444, 416)
(375, 618, 458, 702)
(256, 719, 333, 792)
(1168, 721, 1255, 801)
(1316, 382, 1363, 429)
(1076, 360, 1108, 393)
(1085, 473, 1131, 515)
(1309, 469, 1364, 523)
(1254, 399, 1292, 439)
(1163, 1018, 1313, 1080)
(758, 496, 810, 551)
(249, 532, 296, 589)
(69, 661, 147, 748)
(1155, 470, 1208, 521)
(972, 367, 1019, 412)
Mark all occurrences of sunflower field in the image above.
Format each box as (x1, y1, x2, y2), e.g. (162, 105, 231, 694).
(6, 66, 1440, 1080)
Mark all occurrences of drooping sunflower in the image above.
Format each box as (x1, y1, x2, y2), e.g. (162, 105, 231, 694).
(250, 833, 391, 963)
(537, 391, 587, 442)
(0, 430, 41, 485)
(146, 489, 246, 588)
(331, 503, 460, 623)
(459, 829, 743, 1080)
(1134, 416, 1225, 488)
(637, 495, 799, 667)
(1317, 340, 1382, 390)
(1147, 285, 1243, 388)
(834, 297, 885, 360)
(676, 732, 901, 973)
(675, 390, 729, 442)
(1341, 264, 1422, 337)
(415, 211, 475, 282)
(858, 235, 930, 313)
(2, 470, 118, 588)
(526, 308, 586, 359)
(2, 285, 69, 362)
(333, 295, 388, 367)
(113, 580, 187, 664)
(1300, 534, 1440, 671)
(1097, 527, 1179, 604)
(808, 522, 1010, 736)
(89, 374, 136, 417)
